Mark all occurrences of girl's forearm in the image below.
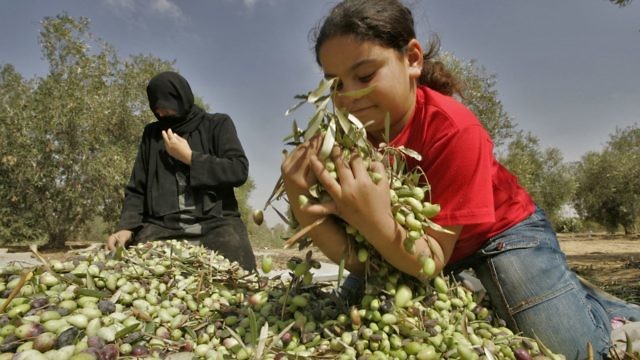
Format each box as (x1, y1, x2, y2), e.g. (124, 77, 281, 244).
(357, 214, 448, 279)
(287, 190, 365, 275)
(309, 220, 365, 275)
(362, 218, 422, 277)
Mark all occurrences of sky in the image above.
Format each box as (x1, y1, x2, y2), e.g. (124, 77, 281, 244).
(1, 0, 639, 227)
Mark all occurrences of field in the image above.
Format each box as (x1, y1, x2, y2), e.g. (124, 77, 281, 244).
(557, 233, 640, 303)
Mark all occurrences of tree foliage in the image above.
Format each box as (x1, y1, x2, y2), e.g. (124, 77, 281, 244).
(573, 125, 640, 235)
(609, 0, 633, 7)
(439, 53, 516, 149)
(0, 14, 173, 246)
(0, 65, 45, 243)
(439, 52, 577, 224)
(499, 131, 576, 225)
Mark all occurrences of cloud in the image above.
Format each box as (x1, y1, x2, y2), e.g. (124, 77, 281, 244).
(243, 0, 258, 9)
(149, 0, 184, 20)
(236, 0, 281, 10)
(105, 0, 135, 12)
(104, 0, 186, 22)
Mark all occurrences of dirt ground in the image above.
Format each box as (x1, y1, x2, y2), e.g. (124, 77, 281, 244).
(5, 232, 640, 302)
(556, 233, 640, 303)
(255, 232, 640, 303)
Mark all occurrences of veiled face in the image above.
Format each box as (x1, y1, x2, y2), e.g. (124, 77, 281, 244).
(318, 35, 423, 141)
(154, 108, 177, 118)
(146, 71, 194, 122)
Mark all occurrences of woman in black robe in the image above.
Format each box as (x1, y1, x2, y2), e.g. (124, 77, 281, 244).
(106, 71, 256, 270)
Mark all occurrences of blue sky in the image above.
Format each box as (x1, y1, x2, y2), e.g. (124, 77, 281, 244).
(1, 0, 638, 226)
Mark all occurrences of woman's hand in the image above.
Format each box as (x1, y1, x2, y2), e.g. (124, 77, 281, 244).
(106, 229, 133, 251)
(162, 129, 192, 165)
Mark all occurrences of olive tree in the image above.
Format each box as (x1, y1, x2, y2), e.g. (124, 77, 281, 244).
(0, 14, 173, 247)
(499, 131, 576, 225)
(439, 53, 516, 149)
(0, 65, 45, 243)
(573, 125, 640, 235)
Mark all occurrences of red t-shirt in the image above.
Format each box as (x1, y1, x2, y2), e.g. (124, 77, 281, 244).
(389, 86, 535, 263)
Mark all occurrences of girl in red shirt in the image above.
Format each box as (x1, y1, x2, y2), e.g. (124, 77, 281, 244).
(281, 0, 640, 358)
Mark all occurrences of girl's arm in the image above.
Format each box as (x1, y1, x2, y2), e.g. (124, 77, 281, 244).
(281, 139, 365, 275)
(305, 148, 461, 278)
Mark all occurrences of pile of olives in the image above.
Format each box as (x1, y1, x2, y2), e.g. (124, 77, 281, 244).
(0, 240, 567, 359)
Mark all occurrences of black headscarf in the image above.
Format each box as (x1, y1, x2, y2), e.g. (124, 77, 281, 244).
(146, 71, 206, 216)
(147, 71, 206, 135)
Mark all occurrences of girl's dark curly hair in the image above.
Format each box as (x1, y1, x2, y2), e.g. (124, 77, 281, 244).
(311, 0, 463, 97)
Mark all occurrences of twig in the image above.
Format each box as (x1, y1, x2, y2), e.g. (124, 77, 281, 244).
(0, 270, 33, 313)
(283, 217, 327, 248)
(264, 175, 285, 210)
(29, 244, 52, 271)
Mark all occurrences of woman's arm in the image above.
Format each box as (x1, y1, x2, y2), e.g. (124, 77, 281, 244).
(117, 134, 148, 231)
(190, 115, 249, 188)
(109, 131, 149, 249)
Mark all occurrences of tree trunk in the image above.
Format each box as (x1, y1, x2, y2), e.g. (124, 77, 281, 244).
(623, 222, 638, 236)
(44, 231, 67, 250)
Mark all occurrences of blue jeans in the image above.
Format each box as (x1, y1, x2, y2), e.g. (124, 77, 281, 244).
(463, 206, 640, 359)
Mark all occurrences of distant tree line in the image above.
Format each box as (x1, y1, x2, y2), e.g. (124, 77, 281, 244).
(0, 14, 637, 248)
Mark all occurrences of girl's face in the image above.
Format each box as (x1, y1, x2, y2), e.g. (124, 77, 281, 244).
(318, 35, 423, 141)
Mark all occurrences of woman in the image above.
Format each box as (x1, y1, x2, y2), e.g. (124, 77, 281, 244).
(107, 71, 256, 270)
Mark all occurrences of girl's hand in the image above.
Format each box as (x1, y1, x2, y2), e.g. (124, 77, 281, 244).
(306, 147, 394, 234)
(162, 129, 193, 165)
(281, 136, 324, 225)
(305, 146, 461, 278)
(283, 142, 461, 279)
(282, 140, 366, 275)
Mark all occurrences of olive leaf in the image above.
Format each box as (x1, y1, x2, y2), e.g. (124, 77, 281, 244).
(284, 99, 307, 116)
(398, 146, 422, 161)
(304, 104, 327, 141)
(335, 108, 352, 135)
(318, 118, 337, 160)
(308, 78, 336, 103)
(338, 84, 374, 98)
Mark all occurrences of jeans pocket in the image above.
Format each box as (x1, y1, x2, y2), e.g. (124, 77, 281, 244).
(479, 236, 540, 256)
(475, 232, 568, 318)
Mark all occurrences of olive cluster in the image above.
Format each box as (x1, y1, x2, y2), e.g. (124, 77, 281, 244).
(0, 240, 570, 359)
(273, 78, 450, 283)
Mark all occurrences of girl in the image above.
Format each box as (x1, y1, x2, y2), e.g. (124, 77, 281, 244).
(280, 0, 640, 357)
